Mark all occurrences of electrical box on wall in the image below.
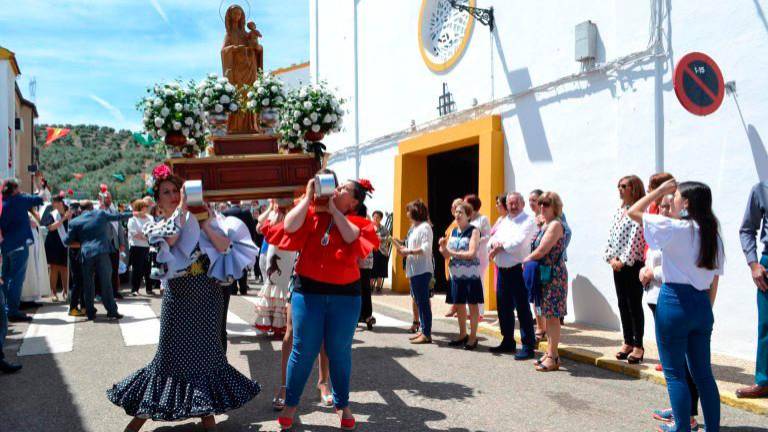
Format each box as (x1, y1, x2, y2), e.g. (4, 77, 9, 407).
(575, 20, 598, 62)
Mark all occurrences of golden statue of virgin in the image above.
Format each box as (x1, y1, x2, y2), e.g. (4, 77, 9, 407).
(221, 5, 263, 134)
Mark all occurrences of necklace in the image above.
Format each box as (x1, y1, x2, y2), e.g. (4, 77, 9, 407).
(321, 219, 334, 246)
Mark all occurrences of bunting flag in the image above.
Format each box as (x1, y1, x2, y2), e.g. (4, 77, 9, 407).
(112, 173, 126, 182)
(45, 127, 71, 146)
(133, 132, 157, 147)
(73, 173, 84, 180)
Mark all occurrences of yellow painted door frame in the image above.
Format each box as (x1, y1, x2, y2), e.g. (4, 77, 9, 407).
(392, 115, 504, 310)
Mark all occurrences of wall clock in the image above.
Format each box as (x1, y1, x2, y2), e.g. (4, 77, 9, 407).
(418, 0, 476, 73)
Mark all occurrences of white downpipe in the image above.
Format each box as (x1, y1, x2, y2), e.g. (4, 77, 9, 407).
(653, 0, 665, 173)
(353, 0, 360, 179)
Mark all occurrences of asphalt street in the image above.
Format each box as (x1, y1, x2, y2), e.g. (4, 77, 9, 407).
(1, 289, 766, 432)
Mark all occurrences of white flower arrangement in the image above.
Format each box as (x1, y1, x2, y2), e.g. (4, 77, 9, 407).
(137, 80, 207, 155)
(276, 81, 345, 153)
(195, 73, 239, 115)
(245, 72, 286, 113)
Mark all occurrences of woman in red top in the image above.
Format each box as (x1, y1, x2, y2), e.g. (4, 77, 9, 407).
(263, 171, 378, 431)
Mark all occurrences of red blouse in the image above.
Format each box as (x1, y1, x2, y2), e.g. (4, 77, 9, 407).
(262, 207, 380, 285)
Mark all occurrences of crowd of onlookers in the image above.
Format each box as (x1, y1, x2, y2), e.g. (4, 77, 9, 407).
(2, 169, 768, 432)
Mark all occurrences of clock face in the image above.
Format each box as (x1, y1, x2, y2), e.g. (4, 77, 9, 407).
(419, 0, 476, 72)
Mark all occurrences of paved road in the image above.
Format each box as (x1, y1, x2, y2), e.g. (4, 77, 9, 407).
(1, 289, 766, 432)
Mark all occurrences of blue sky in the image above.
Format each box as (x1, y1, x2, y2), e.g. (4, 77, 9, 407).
(0, 0, 309, 131)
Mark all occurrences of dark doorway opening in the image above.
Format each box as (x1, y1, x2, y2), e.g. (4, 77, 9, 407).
(427, 144, 478, 293)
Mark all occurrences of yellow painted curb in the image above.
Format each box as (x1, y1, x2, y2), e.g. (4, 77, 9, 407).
(372, 299, 768, 416)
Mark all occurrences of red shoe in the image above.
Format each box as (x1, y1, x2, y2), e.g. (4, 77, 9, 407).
(655, 363, 663, 372)
(278, 416, 293, 431)
(340, 416, 356, 430)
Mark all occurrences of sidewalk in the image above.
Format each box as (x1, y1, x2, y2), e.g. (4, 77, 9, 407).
(371, 290, 768, 415)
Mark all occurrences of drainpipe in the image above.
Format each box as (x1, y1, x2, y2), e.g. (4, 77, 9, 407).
(353, 0, 360, 179)
(653, 0, 665, 173)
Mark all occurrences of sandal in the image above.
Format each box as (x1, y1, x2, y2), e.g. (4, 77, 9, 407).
(615, 345, 632, 360)
(365, 316, 376, 330)
(536, 356, 560, 372)
(272, 386, 286, 411)
(628, 348, 645, 364)
(535, 331, 546, 342)
(535, 353, 549, 365)
(408, 321, 420, 333)
(318, 382, 334, 406)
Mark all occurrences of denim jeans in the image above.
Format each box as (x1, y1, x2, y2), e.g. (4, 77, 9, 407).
(0, 286, 7, 360)
(286, 291, 361, 408)
(82, 253, 119, 317)
(409, 272, 433, 338)
(656, 283, 719, 431)
(756, 255, 768, 387)
(497, 265, 536, 350)
(1, 244, 30, 317)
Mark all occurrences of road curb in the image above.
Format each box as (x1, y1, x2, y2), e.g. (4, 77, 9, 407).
(373, 299, 768, 415)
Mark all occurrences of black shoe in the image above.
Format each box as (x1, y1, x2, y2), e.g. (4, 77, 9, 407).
(146, 290, 155, 296)
(448, 336, 469, 347)
(8, 314, 32, 323)
(114, 293, 124, 300)
(514, 347, 536, 360)
(0, 359, 22, 374)
(464, 339, 479, 351)
(489, 343, 516, 354)
(106, 313, 124, 320)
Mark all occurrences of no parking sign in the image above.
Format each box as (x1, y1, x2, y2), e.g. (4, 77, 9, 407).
(673, 52, 725, 116)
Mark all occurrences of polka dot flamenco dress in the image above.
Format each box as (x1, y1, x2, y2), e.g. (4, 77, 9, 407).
(107, 212, 261, 421)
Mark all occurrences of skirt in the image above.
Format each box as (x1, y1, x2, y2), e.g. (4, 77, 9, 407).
(448, 277, 484, 305)
(106, 270, 260, 421)
(372, 250, 389, 278)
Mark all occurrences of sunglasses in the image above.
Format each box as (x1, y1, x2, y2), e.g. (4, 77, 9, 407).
(538, 201, 552, 207)
(618, 184, 630, 190)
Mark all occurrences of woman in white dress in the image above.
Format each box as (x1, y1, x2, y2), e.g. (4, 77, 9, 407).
(21, 212, 50, 303)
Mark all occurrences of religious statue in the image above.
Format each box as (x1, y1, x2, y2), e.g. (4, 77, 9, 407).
(221, 5, 264, 134)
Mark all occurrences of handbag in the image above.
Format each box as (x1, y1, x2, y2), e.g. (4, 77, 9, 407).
(539, 264, 553, 284)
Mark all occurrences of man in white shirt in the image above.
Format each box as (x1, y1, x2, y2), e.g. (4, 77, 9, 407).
(488, 192, 538, 358)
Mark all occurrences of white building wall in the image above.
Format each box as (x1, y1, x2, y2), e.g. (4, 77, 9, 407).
(0, 61, 14, 180)
(273, 64, 311, 89)
(313, 0, 768, 360)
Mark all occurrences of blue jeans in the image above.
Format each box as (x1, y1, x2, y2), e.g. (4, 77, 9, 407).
(756, 255, 768, 386)
(0, 286, 7, 359)
(1, 245, 30, 317)
(656, 283, 719, 431)
(82, 253, 119, 317)
(409, 272, 432, 338)
(286, 291, 361, 408)
(497, 265, 535, 350)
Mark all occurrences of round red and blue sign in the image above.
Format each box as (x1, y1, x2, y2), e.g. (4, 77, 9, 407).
(673, 52, 725, 116)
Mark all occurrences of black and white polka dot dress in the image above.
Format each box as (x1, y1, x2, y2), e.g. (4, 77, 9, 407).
(106, 253, 261, 421)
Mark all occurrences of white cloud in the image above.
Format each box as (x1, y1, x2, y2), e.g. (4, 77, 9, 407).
(89, 95, 127, 125)
(148, 0, 169, 24)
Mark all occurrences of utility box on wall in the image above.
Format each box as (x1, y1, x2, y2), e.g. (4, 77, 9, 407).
(575, 20, 598, 62)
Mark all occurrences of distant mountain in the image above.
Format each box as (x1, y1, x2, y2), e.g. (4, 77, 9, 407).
(36, 124, 164, 203)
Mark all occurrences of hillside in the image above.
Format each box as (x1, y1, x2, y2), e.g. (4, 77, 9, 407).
(35, 124, 164, 203)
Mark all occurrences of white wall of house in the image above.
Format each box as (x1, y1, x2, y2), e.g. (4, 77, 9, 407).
(273, 63, 311, 89)
(0, 61, 15, 180)
(311, 0, 768, 360)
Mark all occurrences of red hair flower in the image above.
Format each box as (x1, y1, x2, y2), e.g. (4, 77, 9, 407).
(357, 179, 374, 193)
(99, 183, 108, 193)
(152, 164, 172, 181)
(67, 188, 74, 196)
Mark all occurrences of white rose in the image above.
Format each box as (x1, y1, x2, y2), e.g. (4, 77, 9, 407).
(310, 112, 319, 122)
(153, 98, 163, 107)
(173, 121, 182, 130)
(323, 114, 332, 123)
(205, 89, 213, 97)
(247, 101, 256, 109)
(160, 107, 170, 117)
(215, 104, 223, 113)
(257, 87, 266, 95)
(202, 97, 210, 105)
(275, 97, 283, 104)
(220, 95, 230, 104)
(189, 138, 197, 145)
(218, 77, 228, 84)
(311, 124, 321, 133)
(271, 85, 278, 93)
(158, 129, 167, 138)
(302, 118, 312, 126)
(293, 110, 302, 118)
(182, 128, 190, 136)
(247, 91, 254, 98)
(293, 124, 301, 131)
(262, 98, 270, 106)
(225, 83, 235, 92)
(184, 117, 193, 126)
(299, 88, 308, 97)
(154, 117, 164, 127)
(164, 89, 174, 96)
(229, 103, 238, 111)
(214, 83, 223, 91)
(331, 114, 338, 122)
(174, 103, 182, 110)
(303, 101, 313, 110)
